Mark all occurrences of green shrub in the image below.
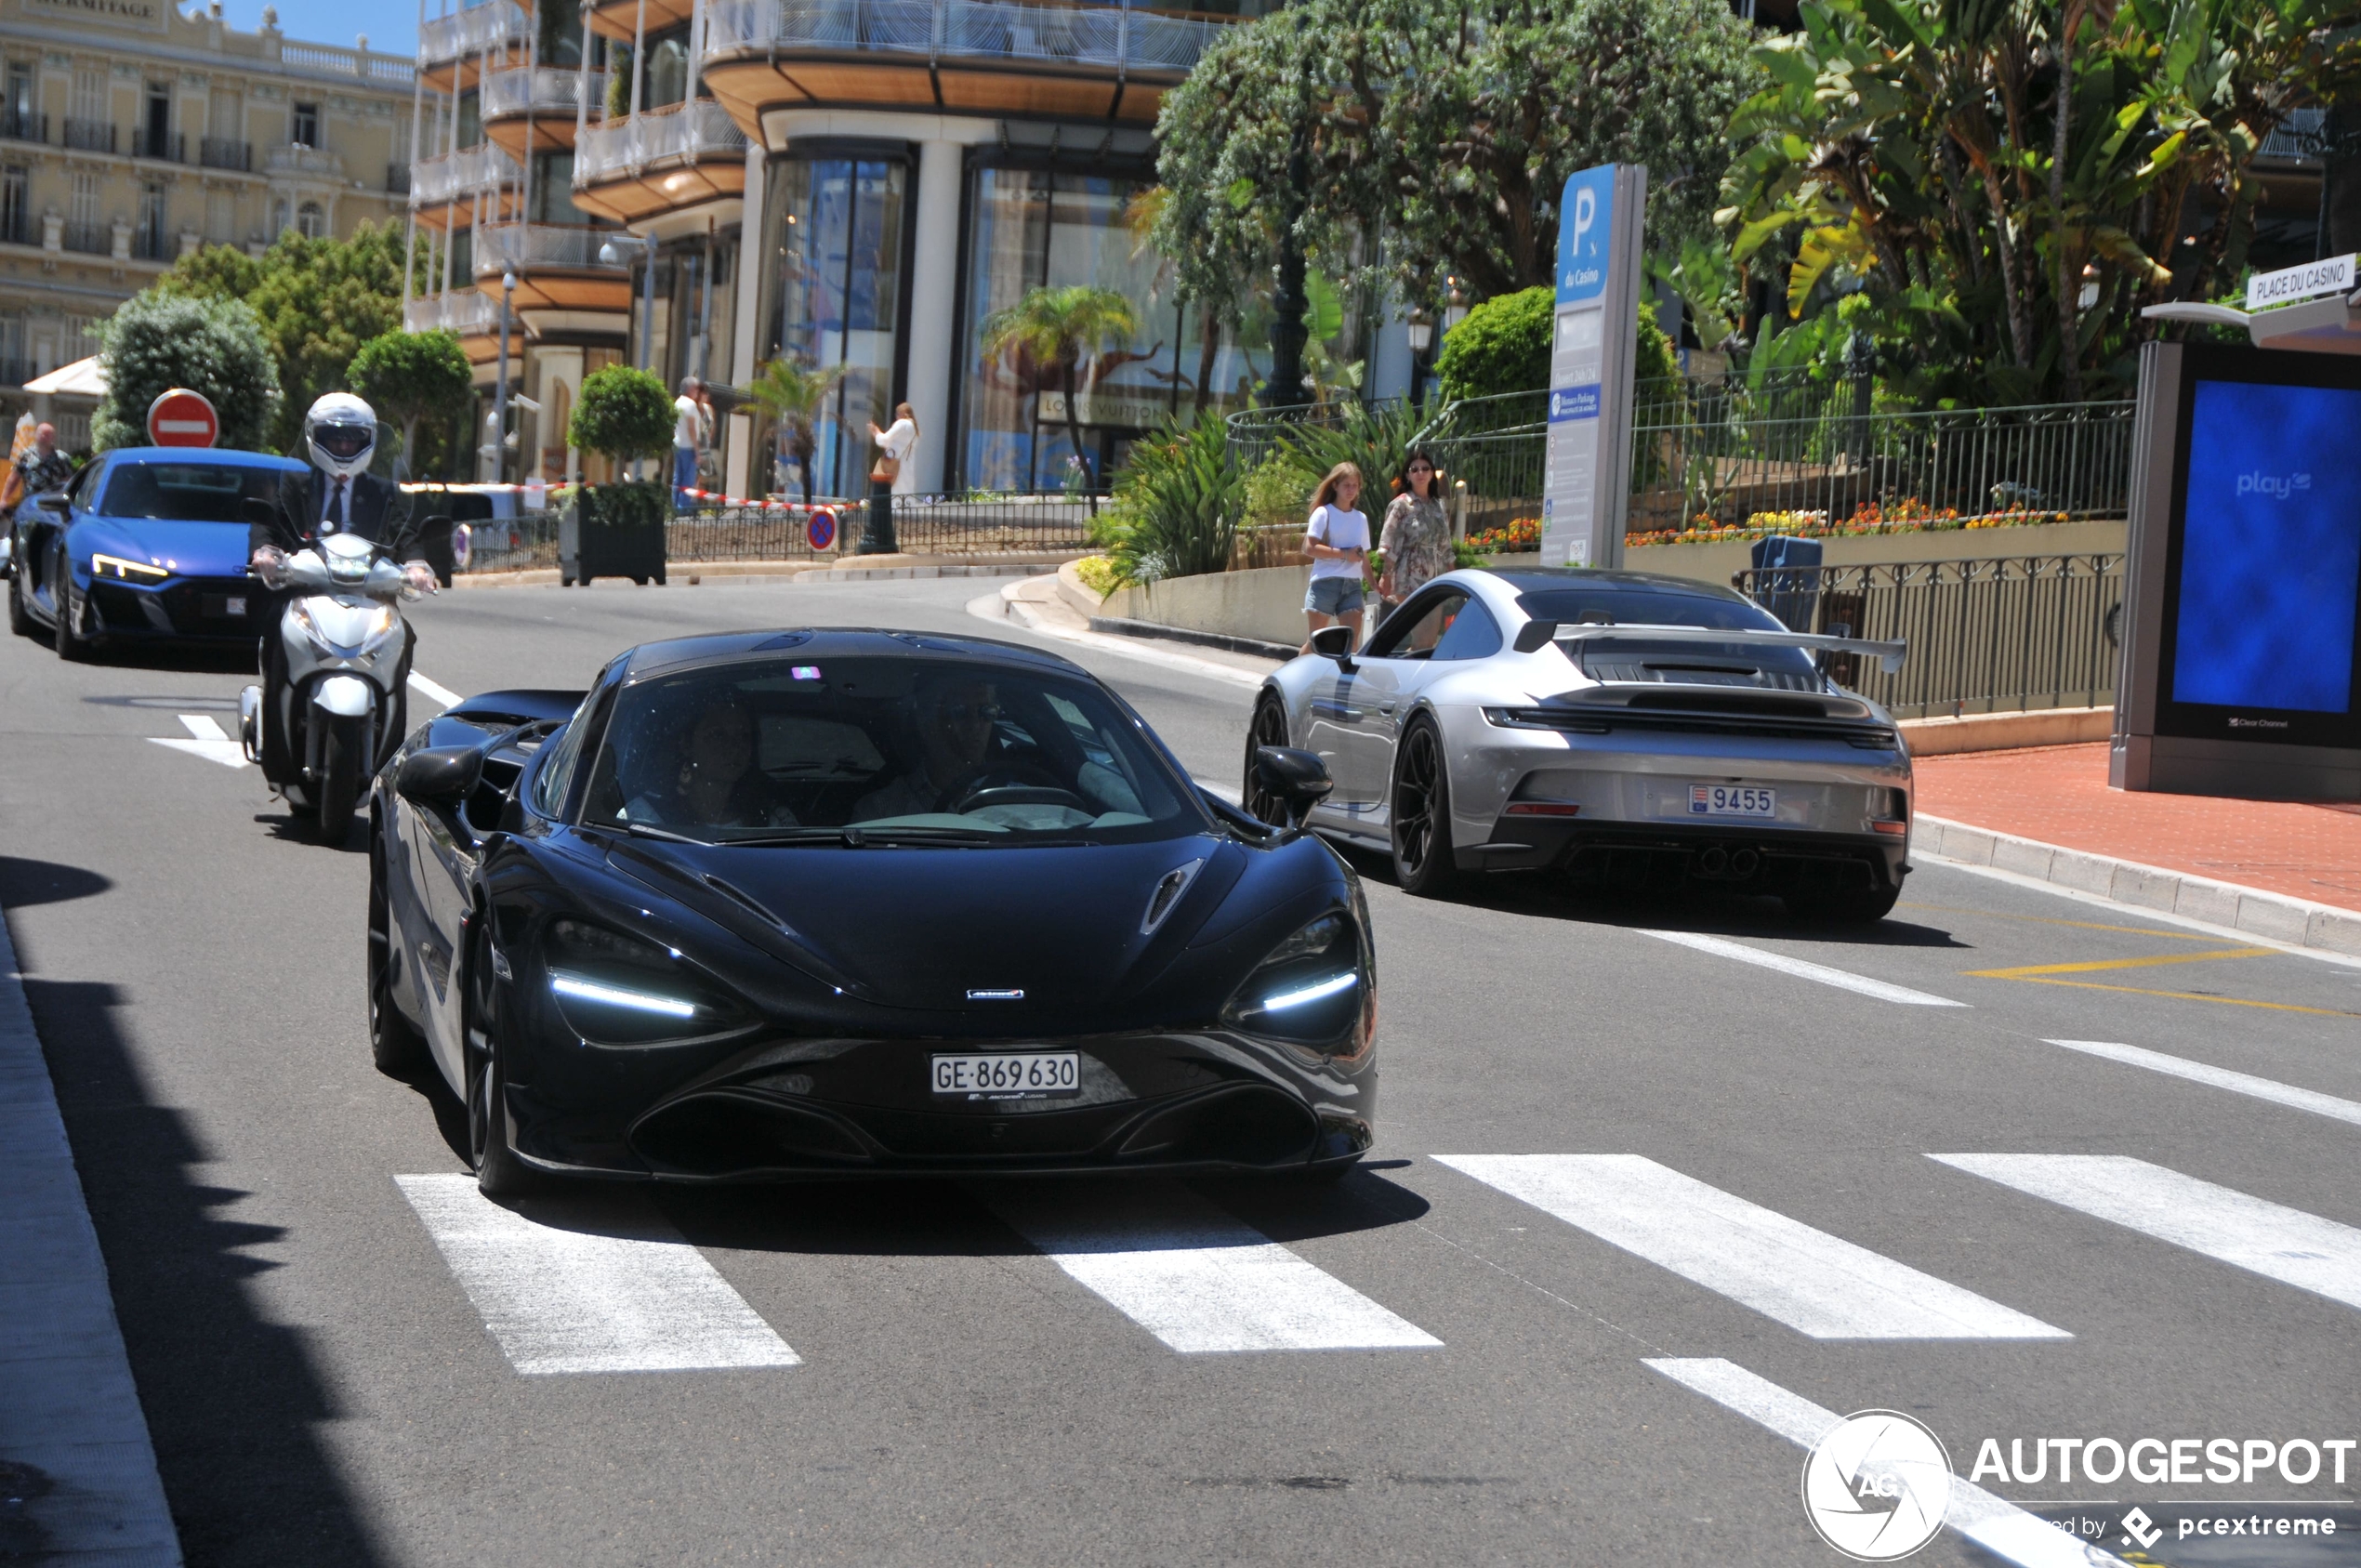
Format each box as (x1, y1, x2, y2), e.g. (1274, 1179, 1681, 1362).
(1282, 394, 1441, 515)
(94, 292, 281, 452)
(1435, 286, 1682, 402)
(580, 480, 666, 532)
(569, 364, 674, 466)
(1102, 410, 1243, 583)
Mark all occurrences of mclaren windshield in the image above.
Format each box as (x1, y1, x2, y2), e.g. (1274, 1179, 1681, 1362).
(578, 656, 1203, 845)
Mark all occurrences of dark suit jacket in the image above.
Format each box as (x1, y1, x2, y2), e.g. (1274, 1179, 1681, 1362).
(249, 468, 411, 557)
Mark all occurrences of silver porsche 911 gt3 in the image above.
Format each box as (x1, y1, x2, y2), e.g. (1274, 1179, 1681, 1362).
(1242, 566, 1915, 922)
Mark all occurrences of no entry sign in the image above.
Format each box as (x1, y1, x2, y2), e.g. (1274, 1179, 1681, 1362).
(148, 388, 219, 448)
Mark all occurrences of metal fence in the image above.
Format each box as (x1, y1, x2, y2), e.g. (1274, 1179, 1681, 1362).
(455, 494, 1097, 572)
(1730, 554, 2125, 720)
(1430, 399, 2137, 540)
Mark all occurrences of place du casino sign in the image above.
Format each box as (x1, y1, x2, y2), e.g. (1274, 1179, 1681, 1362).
(21, 0, 167, 30)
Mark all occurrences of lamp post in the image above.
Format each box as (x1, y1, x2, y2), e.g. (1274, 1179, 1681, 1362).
(487, 268, 516, 484)
(600, 231, 663, 479)
(1405, 307, 1434, 404)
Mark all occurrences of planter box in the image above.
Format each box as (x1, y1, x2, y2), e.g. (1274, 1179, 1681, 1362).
(561, 482, 667, 586)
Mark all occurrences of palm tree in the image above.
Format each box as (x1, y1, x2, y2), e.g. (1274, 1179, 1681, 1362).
(978, 284, 1140, 513)
(745, 356, 845, 504)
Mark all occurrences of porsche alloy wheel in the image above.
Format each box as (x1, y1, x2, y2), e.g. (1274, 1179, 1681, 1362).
(1390, 717, 1466, 899)
(1242, 694, 1292, 827)
(464, 920, 541, 1198)
(365, 831, 427, 1076)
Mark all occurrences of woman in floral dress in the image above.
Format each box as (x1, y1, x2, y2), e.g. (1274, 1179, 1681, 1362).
(1377, 450, 1452, 615)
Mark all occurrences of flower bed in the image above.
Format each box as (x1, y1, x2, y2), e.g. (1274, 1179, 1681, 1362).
(1629, 499, 2072, 548)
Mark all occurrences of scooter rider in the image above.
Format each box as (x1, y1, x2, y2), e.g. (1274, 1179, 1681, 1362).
(246, 392, 437, 786)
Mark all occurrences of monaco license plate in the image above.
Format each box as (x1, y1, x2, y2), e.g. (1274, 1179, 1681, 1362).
(1690, 784, 1776, 818)
(202, 593, 248, 619)
(931, 1051, 1080, 1100)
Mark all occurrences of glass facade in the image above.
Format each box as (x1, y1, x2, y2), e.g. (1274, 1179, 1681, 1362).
(956, 166, 1250, 494)
(755, 153, 907, 498)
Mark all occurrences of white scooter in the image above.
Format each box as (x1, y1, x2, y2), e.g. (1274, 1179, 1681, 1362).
(237, 531, 427, 839)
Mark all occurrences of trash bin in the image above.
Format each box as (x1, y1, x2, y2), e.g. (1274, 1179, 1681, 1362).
(1748, 534, 1822, 631)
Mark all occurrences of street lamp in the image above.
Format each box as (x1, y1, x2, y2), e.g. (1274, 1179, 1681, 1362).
(1406, 307, 1435, 404)
(487, 268, 516, 485)
(600, 231, 661, 374)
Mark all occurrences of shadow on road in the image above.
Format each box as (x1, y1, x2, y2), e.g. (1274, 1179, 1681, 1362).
(0, 870, 389, 1568)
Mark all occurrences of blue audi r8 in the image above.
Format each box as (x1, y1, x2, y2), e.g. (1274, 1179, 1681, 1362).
(7, 447, 307, 659)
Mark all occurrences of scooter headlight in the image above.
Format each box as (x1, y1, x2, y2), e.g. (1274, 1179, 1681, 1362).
(357, 603, 402, 653)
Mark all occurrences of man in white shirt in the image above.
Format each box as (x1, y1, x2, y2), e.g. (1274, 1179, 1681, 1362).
(672, 376, 711, 512)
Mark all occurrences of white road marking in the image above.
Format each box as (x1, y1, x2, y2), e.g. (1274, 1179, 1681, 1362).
(1638, 929, 1967, 1007)
(1645, 1358, 2128, 1568)
(2044, 1039, 2361, 1128)
(148, 712, 246, 768)
(1932, 1153, 2361, 1312)
(986, 1183, 1440, 1354)
(395, 1174, 800, 1375)
(409, 671, 462, 708)
(1438, 1154, 2064, 1340)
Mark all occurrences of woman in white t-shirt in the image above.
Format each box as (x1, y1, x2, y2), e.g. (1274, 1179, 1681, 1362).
(866, 402, 920, 497)
(1301, 461, 1370, 652)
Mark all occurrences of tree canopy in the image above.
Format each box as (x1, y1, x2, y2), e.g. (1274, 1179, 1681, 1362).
(154, 221, 411, 452)
(569, 365, 675, 467)
(93, 293, 280, 453)
(1149, 0, 1759, 314)
(1434, 288, 1681, 401)
(1715, 0, 2361, 403)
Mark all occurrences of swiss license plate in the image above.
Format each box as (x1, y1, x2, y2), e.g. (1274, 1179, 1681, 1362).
(1690, 784, 1776, 818)
(930, 1051, 1080, 1100)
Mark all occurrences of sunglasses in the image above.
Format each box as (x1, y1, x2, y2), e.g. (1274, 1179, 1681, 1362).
(940, 701, 1002, 724)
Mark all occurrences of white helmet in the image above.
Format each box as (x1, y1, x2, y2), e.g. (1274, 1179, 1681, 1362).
(305, 391, 378, 480)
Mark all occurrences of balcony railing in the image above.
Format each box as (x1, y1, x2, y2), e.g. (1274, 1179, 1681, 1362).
(137, 128, 186, 164)
(2258, 107, 2327, 163)
(419, 0, 526, 65)
(61, 118, 116, 154)
(0, 358, 34, 388)
(1, 112, 46, 145)
(481, 67, 604, 120)
(411, 142, 521, 206)
(405, 289, 502, 335)
(279, 41, 415, 85)
(703, 0, 1222, 74)
(574, 99, 746, 184)
(200, 137, 253, 171)
(267, 144, 347, 178)
(132, 226, 169, 261)
(60, 219, 110, 255)
(472, 222, 631, 276)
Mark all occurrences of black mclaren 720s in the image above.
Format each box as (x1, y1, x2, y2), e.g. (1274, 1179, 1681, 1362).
(367, 628, 1377, 1194)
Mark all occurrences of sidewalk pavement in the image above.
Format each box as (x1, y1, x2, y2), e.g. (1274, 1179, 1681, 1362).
(1914, 741, 2361, 956)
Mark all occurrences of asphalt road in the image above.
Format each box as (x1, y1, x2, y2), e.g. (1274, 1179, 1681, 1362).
(6, 573, 2361, 1568)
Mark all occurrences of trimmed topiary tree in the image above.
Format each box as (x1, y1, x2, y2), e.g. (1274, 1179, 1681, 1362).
(1435, 286, 1679, 403)
(350, 328, 473, 479)
(568, 364, 674, 472)
(94, 291, 281, 452)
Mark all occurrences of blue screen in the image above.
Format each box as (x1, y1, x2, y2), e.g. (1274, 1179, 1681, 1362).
(2170, 380, 2361, 714)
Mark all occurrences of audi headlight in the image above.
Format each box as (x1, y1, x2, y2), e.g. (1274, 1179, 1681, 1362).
(543, 918, 741, 1045)
(1221, 911, 1368, 1048)
(91, 552, 168, 581)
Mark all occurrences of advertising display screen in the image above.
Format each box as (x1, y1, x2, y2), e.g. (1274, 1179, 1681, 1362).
(2155, 357, 2361, 750)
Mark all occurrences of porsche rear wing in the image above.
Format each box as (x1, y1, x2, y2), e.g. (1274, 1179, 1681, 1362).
(1517, 620, 1908, 675)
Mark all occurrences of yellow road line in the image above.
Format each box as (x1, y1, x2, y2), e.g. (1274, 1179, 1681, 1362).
(1963, 947, 2276, 979)
(1986, 976, 2361, 1019)
(1898, 903, 2222, 942)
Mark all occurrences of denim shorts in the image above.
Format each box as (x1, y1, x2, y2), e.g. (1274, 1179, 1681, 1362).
(1305, 575, 1365, 615)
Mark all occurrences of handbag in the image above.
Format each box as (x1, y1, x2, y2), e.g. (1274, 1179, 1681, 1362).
(871, 454, 900, 484)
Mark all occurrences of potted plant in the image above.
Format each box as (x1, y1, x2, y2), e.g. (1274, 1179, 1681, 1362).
(563, 364, 675, 586)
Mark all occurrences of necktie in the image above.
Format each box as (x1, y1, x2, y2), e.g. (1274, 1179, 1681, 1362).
(326, 477, 348, 531)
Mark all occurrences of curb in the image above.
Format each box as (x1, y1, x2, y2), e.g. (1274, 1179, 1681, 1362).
(1898, 705, 2114, 757)
(1915, 814, 2361, 958)
(1085, 614, 1299, 663)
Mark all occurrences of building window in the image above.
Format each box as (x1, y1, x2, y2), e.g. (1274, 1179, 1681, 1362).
(644, 28, 691, 110)
(65, 171, 102, 254)
(0, 311, 26, 386)
(4, 66, 33, 139)
(956, 167, 1213, 494)
(136, 182, 167, 259)
(206, 188, 233, 244)
(144, 81, 172, 160)
(296, 201, 324, 239)
(0, 166, 25, 246)
(290, 101, 319, 149)
(755, 155, 908, 498)
(65, 314, 102, 362)
(530, 152, 591, 225)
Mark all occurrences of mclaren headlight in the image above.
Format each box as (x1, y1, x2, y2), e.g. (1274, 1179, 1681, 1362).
(542, 917, 742, 1045)
(1221, 911, 1369, 1050)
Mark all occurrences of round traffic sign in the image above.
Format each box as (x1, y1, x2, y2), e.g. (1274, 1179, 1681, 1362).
(148, 388, 219, 448)
(807, 507, 838, 552)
